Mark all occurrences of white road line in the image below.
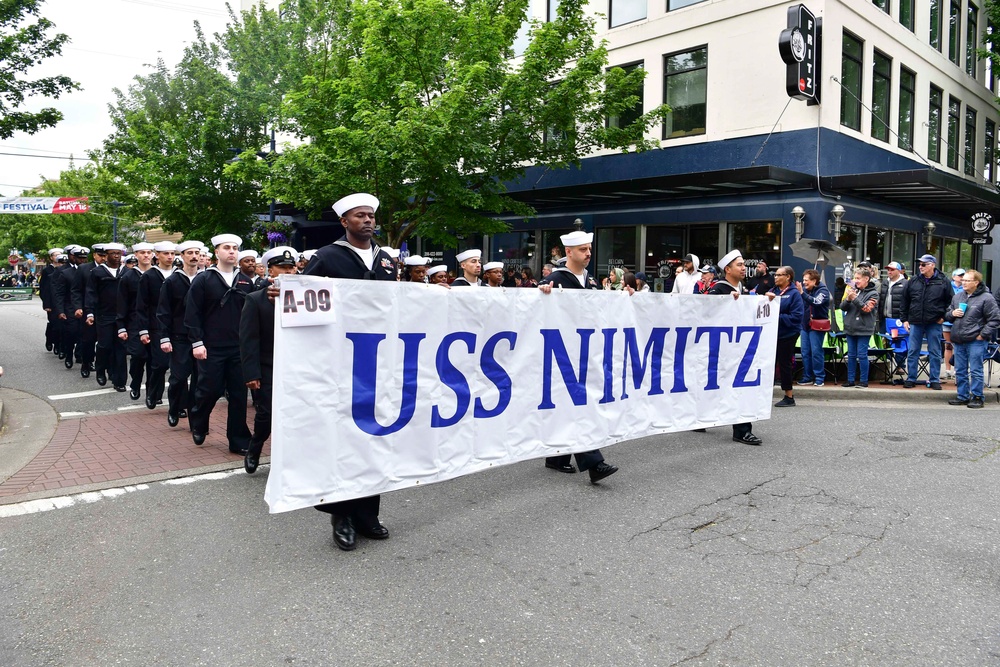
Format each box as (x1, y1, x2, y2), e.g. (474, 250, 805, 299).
(0, 468, 255, 518)
(58, 412, 86, 418)
(116, 405, 145, 412)
(48, 388, 118, 400)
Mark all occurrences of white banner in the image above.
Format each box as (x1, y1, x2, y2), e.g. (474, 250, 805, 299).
(265, 277, 779, 513)
(0, 197, 89, 214)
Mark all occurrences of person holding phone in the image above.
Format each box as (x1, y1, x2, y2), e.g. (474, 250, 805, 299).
(840, 269, 880, 388)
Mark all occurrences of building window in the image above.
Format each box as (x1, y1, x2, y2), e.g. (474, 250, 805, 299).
(547, 0, 560, 21)
(931, 0, 942, 51)
(949, 0, 961, 65)
(663, 46, 707, 139)
(669, 0, 705, 10)
(988, 24, 997, 92)
(985, 118, 996, 182)
(900, 0, 915, 31)
(610, 0, 646, 28)
(964, 106, 977, 176)
(874, 0, 889, 12)
(947, 96, 960, 169)
(872, 51, 892, 142)
(608, 62, 644, 130)
(840, 32, 864, 131)
(929, 85, 943, 162)
(967, 2, 979, 76)
(727, 222, 781, 273)
(898, 67, 915, 151)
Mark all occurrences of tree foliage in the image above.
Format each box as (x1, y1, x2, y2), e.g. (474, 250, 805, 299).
(0, 162, 140, 253)
(101, 25, 270, 242)
(0, 0, 78, 139)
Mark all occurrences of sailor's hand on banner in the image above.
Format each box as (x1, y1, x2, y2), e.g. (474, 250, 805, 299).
(279, 276, 336, 327)
(538, 283, 552, 294)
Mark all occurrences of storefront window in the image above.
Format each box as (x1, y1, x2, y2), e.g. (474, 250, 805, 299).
(595, 226, 637, 281)
(491, 231, 536, 274)
(644, 226, 684, 289)
(890, 231, 915, 272)
(836, 223, 864, 271)
(689, 225, 719, 270)
(865, 227, 888, 268)
(942, 237, 960, 273)
(540, 229, 574, 272)
(727, 221, 780, 275)
(959, 241, 973, 271)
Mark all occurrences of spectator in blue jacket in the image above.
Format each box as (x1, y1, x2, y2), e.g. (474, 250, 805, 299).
(900, 254, 954, 389)
(796, 269, 831, 387)
(769, 266, 804, 407)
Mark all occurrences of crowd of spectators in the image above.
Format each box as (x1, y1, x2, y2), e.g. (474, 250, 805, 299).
(0, 268, 36, 288)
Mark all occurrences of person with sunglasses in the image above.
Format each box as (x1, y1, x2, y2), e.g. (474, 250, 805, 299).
(900, 254, 954, 390)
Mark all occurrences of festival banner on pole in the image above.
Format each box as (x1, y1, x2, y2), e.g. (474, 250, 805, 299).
(265, 277, 779, 513)
(0, 197, 89, 214)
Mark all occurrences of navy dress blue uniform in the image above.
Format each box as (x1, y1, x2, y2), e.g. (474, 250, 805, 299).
(157, 270, 198, 423)
(305, 240, 397, 529)
(137, 267, 172, 408)
(536, 267, 608, 474)
(184, 268, 255, 452)
(40, 262, 61, 352)
(87, 264, 127, 388)
(51, 262, 82, 364)
(117, 266, 149, 395)
(239, 287, 275, 466)
(76, 260, 99, 369)
(707, 279, 756, 442)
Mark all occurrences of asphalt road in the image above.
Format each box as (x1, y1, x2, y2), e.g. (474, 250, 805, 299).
(0, 301, 152, 416)
(2, 400, 998, 666)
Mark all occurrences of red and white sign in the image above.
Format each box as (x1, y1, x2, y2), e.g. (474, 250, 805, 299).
(0, 197, 90, 214)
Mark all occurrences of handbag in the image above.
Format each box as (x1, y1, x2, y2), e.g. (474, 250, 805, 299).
(809, 317, 831, 331)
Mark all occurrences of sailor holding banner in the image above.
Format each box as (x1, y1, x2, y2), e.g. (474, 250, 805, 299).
(536, 230, 621, 483)
(303, 192, 395, 551)
(706, 249, 764, 446)
(450, 249, 481, 287)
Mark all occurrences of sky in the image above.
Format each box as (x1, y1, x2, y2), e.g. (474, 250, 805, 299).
(0, 0, 235, 198)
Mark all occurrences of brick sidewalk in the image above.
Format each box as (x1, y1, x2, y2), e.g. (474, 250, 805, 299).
(0, 408, 267, 500)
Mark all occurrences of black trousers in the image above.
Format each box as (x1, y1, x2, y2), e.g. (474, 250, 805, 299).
(167, 340, 197, 417)
(126, 332, 150, 392)
(189, 346, 251, 452)
(733, 422, 753, 438)
(45, 311, 60, 349)
(60, 317, 80, 361)
(316, 496, 381, 527)
(545, 449, 605, 472)
(247, 371, 272, 459)
(146, 337, 170, 405)
(79, 319, 97, 365)
(95, 319, 127, 387)
(776, 336, 796, 392)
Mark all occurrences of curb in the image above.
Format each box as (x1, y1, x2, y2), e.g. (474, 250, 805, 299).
(772, 384, 1000, 403)
(0, 387, 58, 485)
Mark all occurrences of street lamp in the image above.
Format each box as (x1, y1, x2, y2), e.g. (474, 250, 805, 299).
(791, 205, 805, 241)
(922, 221, 936, 249)
(827, 204, 845, 239)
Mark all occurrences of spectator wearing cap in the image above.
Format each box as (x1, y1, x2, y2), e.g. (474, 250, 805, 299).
(537, 230, 620, 483)
(879, 262, 908, 322)
(634, 271, 650, 292)
(900, 254, 953, 389)
(452, 249, 482, 287)
(692, 264, 717, 293)
(746, 261, 774, 295)
(945, 269, 1000, 409)
(796, 268, 831, 387)
(402, 255, 431, 283)
(950, 268, 965, 294)
(482, 262, 504, 287)
(240, 246, 300, 474)
(671, 253, 700, 294)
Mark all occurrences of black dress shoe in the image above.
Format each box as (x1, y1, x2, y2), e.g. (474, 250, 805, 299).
(332, 516, 357, 551)
(948, 397, 970, 405)
(229, 447, 248, 455)
(80, 367, 90, 378)
(114, 385, 126, 393)
(545, 461, 576, 473)
(46, 342, 53, 351)
(57, 351, 65, 360)
(589, 462, 619, 484)
(64, 357, 73, 369)
(734, 432, 763, 446)
(96, 370, 107, 386)
(130, 388, 141, 400)
(177, 409, 187, 418)
(145, 396, 156, 410)
(167, 413, 179, 427)
(192, 432, 206, 446)
(357, 520, 390, 540)
(244, 452, 259, 474)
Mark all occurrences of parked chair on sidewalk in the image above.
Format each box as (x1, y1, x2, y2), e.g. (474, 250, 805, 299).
(986, 336, 1000, 388)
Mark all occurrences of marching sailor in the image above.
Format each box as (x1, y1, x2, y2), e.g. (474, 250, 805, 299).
(450, 249, 481, 287)
(86, 242, 128, 391)
(157, 241, 202, 427)
(117, 242, 155, 400)
(427, 264, 449, 286)
(40, 247, 63, 353)
(52, 245, 86, 366)
(401, 255, 431, 283)
(185, 234, 254, 454)
(136, 241, 176, 409)
(238, 250, 259, 289)
(537, 230, 620, 484)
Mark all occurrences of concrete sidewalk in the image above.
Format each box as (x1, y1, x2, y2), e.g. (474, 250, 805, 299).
(0, 379, 995, 506)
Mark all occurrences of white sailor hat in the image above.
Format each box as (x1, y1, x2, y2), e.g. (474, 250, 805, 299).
(72, 246, 90, 256)
(175, 240, 202, 253)
(483, 261, 504, 272)
(455, 249, 481, 263)
(383, 247, 400, 259)
(132, 242, 154, 252)
(204, 251, 213, 258)
(559, 231, 593, 247)
(719, 249, 743, 268)
(57, 253, 68, 261)
(404, 254, 431, 266)
(92, 244, 106, 252)
(153, 241, 176, 252)
(211, 233, 242, 248)
(261, 246, 299, 266)
(103, 242, 126, 252)
(427, 265, 447, 276)
(63, 244, 79, 253)
(123, 254, 137, 263)
(302, 249, 317, 261)
(48, 247, 64, 256)
(333, 193, 379, 217)
(238, 250, 259, 261)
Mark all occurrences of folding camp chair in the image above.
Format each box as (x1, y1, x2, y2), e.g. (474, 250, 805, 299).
(986, 337, 1000, 388)
(879, 318, 909, 384)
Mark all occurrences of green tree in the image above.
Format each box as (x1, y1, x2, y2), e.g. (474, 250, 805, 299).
(0, 162, 139, 253)
(101, 25, 270, 242)
(0, 0, 78, 139)
(225, 0, 667, 248)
